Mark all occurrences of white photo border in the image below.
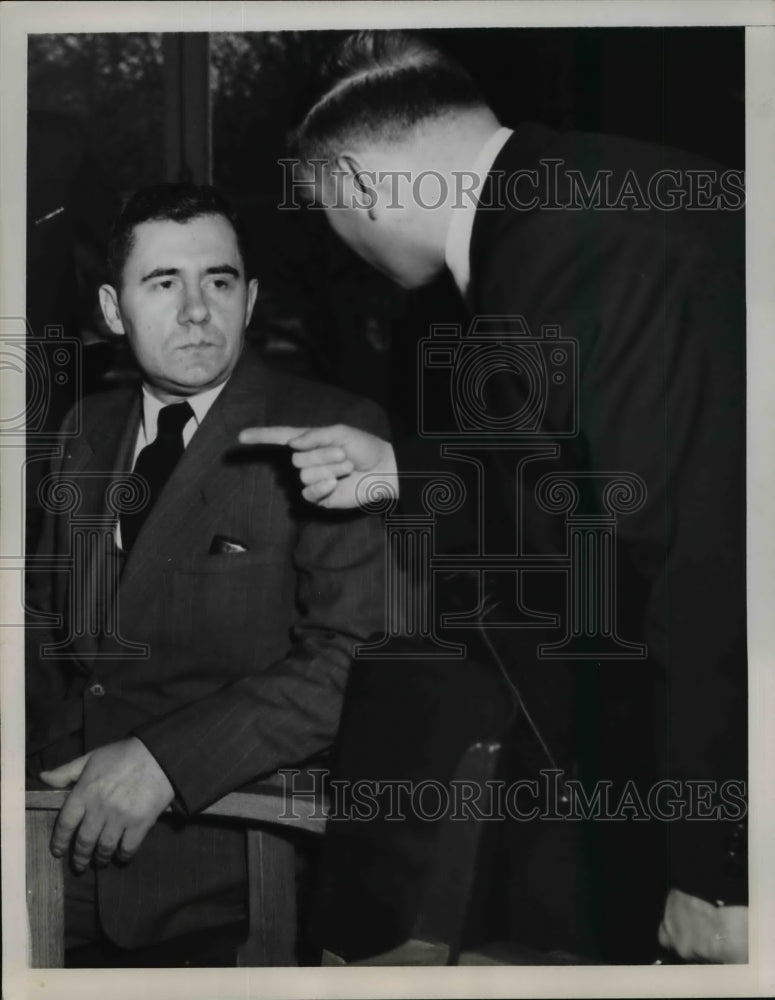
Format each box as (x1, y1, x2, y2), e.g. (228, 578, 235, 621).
(2, 3, 773, 998)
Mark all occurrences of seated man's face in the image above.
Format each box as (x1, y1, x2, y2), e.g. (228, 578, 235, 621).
(100, 213, 257, 400)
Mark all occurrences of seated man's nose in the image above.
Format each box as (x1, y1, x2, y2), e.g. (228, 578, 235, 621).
(179, 291, 209, 322)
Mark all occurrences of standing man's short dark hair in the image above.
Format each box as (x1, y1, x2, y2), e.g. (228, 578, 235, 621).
(291, 31, 485, 164)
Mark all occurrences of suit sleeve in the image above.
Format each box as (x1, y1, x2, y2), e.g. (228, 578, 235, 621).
(133, 396, 388, 814)
(25, 405, 83, 759)
(484, 216, 747, 904)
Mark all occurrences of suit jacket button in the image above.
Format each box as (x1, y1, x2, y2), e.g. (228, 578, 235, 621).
(89, 683, 105, 697)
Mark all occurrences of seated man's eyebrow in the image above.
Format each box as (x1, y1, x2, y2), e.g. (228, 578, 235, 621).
(139, 265, 241, 283)
(140, 267, 179, 283)
(205, 265, 241, 278)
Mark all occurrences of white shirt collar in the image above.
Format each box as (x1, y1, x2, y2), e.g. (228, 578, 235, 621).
(139, 379, 228, 448)
(444, 126, 513, 300)
(117, 379, 230, 548)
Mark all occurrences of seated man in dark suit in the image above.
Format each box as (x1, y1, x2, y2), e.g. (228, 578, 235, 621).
(25, 182, 387, 966)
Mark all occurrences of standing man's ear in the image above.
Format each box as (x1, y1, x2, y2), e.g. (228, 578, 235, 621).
(99, 285, 125, 336)
(245, 278, 259, 327)
(335, 153, 379, 219)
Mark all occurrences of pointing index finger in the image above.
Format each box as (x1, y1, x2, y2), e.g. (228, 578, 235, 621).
(238, 426, 307, 447)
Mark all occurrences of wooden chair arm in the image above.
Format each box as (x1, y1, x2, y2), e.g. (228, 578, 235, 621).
(25, 784, 328, 831)
(25, 782, 328, 968)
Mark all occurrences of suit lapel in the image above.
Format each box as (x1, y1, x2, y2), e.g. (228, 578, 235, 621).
(72, 390, 140, 507)
(65, 390, 139, 660)
(116, 353, 273, 632)
(469, 124, 557, 308)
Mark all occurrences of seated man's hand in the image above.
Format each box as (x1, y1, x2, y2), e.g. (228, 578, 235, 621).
(658, 887, 748, 963)
(39, 736, 175, 871)
(238, 424, 397, 509)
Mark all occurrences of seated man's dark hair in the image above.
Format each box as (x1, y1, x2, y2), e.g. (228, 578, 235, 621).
(290, 30, 486, 164)
(107, 182, 251, 287)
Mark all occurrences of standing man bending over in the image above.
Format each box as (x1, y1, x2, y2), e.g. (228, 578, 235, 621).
(243, 32, 747, 964)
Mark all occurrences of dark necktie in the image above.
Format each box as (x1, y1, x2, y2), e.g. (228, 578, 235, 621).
(120, 401, 193, 551)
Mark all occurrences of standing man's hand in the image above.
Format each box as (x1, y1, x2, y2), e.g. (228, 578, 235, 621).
(238, 424, 398, 509)
(39, 736, 175, 871)
(658, 887, 748, 963)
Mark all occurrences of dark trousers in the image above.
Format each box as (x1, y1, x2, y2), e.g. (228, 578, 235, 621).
(311, 642, 667, 964)
(64, 865, 246, 968)
(29, 740, 247, 968)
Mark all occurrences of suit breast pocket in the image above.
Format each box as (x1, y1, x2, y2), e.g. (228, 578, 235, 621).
(164, 552, 297, 678)
(180, 550, 281, 574)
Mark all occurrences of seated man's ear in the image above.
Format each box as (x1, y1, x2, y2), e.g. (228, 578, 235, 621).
(246, 278, 259, 327)
(99, 284, 125, 337)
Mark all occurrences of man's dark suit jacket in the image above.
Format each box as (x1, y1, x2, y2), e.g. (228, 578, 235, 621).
(26, 347, 387, 949)
(382, 125, 746, 956)
(473, 123, 745, 887)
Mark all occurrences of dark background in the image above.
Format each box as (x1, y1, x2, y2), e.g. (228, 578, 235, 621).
(25, 27, 744, 526)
